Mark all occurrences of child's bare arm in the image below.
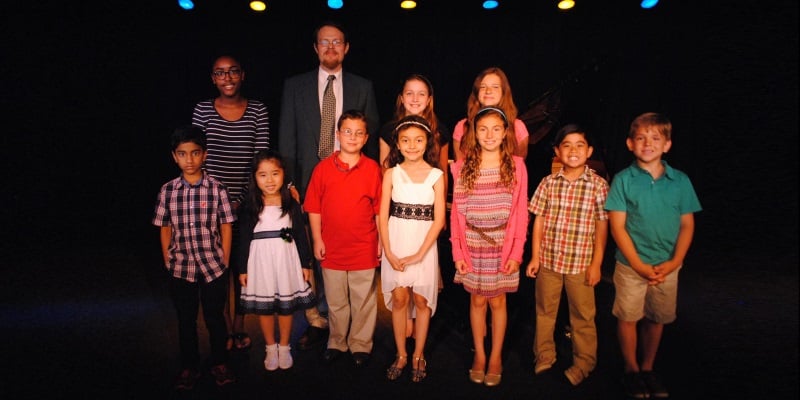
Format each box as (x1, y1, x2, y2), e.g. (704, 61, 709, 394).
(526, 215, 544, 278)
(608, 211, 657, 282)
(586, 219, 609, 287)
(655, 212, 695, 276)
(160, 226, 172, 266)
(308, 213, 325, 260)
(220, 223, 232, 267)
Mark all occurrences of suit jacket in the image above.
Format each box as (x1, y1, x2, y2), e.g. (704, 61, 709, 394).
(278, 69, 380, 202)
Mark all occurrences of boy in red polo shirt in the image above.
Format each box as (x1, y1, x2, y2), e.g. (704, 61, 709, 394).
(304, 110, 382, 368)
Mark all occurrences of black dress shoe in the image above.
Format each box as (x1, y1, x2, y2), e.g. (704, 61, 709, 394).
(352, 352, 370, 368)
(322, 348, 344, 363)
(298, 326, 329, 351)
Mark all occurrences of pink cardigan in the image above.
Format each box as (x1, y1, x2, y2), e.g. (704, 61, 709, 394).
(449, 156, 529, 270)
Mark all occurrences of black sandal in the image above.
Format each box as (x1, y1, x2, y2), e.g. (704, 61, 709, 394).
(411, 356, 427, 383)
(386, 355, 407, 381)
(232, 332, 252, 350)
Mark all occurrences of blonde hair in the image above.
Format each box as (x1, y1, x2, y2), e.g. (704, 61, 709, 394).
(630, 112, 672, 140)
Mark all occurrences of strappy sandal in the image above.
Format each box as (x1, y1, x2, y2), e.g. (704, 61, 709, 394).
(386, 355, 407, 381)
(232, 332, 252, 351)
(411, 356, 427, 383)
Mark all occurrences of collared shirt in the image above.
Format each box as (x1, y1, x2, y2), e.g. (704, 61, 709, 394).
(303, 151, 382, 271)
(152, 173, 236, 283)
(604, 161, 702, 266)
(529, 165, 609, 274)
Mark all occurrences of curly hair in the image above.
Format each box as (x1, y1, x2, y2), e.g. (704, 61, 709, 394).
(459, 107, 516, 192)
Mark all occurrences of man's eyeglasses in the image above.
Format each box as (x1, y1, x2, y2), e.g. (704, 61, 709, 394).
(318, 39, 344, 48)
(340, 129, 366, 138)
(212, 69, 242, 79)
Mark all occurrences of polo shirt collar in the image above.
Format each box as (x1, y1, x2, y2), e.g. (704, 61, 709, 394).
(628, 160, 677, 180)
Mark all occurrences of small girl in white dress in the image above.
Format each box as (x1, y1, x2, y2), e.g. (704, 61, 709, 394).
(378, 116, 446, 383)
(237, 150, 316, 371)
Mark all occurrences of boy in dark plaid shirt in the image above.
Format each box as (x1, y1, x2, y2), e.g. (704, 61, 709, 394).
(152, 125, 237, 390)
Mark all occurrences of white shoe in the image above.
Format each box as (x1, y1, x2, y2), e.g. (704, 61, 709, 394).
(264, 344, 279, 371)
(278, 345, 293, 369)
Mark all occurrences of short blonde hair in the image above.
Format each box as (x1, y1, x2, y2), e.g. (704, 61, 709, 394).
(630, 112, 672, 140)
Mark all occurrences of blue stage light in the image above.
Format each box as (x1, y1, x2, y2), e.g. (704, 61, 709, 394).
(178, 0, 194, 10)
(483, 1, 499, 9)
(328, 0, 343, 9)
(641, 0, 659, 9)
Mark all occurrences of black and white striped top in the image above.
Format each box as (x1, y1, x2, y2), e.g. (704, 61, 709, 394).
(192, 99, 270, 203)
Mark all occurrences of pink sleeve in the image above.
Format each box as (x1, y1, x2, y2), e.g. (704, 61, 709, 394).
(514, 119, 529, 143)
(449, 161, 468, 265)
(452, 118, 466, 142)
(504, 157, 530, 263)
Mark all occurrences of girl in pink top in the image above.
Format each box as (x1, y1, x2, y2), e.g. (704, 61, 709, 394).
(452, 67, 529, 161)
(450, 107, 529, 387)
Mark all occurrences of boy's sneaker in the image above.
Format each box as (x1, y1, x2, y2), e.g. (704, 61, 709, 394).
(640, 371, 669, 398)
(264, 344, 279, 371)
(174, 369, 200, 391)
(210, 364, 236, 387)
(278, 344, 294, 369)
(622, 372, 650, 399)
(564, 365, 587, 386)
(534, 355, 556, 375)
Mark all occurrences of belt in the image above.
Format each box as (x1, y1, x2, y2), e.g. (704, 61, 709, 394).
(465, 221, 507, 246)
(391, 202, 434, 221)
(252, 229, 293, 242)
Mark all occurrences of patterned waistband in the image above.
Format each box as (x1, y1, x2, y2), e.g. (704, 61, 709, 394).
(252, 230, 282, 239)
(391, 202, 434, 221)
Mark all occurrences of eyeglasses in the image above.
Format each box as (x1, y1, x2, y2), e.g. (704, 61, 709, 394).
(340, 129, 367, 138)
(212, 68, 242, 79)
(317, 39, 344, 48)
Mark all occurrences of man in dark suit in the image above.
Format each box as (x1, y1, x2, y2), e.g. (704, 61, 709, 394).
(278, 20, 380, 352)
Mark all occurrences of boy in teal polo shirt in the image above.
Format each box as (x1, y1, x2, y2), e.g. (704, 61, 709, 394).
(605, 113, 702, 399)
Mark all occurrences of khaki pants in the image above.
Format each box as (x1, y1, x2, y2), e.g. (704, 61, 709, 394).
(534, 267, 597, 375)
(322, 268, 378, 353)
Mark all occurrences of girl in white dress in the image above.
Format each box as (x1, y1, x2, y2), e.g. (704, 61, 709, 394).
(237, 150, 315, 371)
(378, 116, 446, 382)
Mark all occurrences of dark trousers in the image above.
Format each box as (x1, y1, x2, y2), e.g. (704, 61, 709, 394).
(168, 271, 229, 369)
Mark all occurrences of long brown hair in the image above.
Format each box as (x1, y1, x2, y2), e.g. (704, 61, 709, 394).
(460, 67, 519, 155)
(459, 107, 517, 192)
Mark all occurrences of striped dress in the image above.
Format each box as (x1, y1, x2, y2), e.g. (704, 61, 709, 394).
(453, 167, 519, 297)
(192, 99, 270, 204)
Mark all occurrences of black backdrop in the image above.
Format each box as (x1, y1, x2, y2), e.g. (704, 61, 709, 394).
(2, 0, 797, 267)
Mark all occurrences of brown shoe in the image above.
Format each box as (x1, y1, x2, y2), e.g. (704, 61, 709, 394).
(297, 326, 329, 350)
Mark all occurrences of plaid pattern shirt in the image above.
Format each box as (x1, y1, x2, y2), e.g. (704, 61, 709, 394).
(528, 165, 608, 275)
(152, 173, 236, 283)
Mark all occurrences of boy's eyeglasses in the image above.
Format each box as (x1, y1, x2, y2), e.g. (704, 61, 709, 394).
(212, 69, 242, 79)
(340, 129, 366, 138)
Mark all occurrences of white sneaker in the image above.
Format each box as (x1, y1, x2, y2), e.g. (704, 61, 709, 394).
(264, 344, 279, 371)
(278, 344, 293, 369)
